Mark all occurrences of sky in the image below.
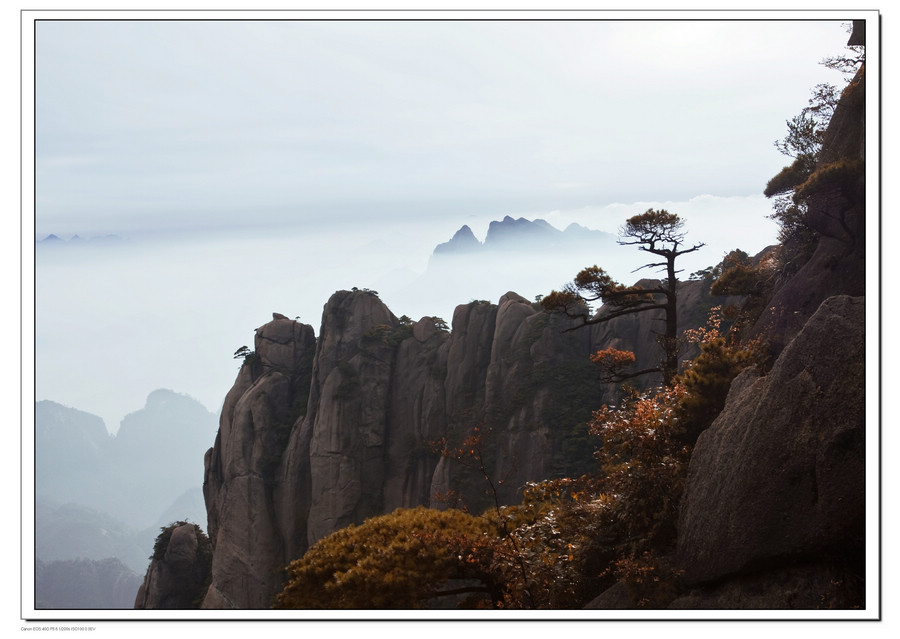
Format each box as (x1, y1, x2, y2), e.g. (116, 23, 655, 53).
(27, 13, 872, 433)
(34, 18, 856, 238)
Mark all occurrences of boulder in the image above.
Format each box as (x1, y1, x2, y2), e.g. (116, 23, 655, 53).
(134, 523, 211, 609)
(677, 295, 865, 589)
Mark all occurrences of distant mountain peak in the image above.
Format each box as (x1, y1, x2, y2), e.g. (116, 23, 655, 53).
(433, 224, 482, 255)
(37, 233, 124, 247)
(485, 216, 560, 245)
(430, 216, 617, 260)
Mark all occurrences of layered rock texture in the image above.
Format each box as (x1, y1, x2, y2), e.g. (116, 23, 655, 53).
(199, 283, 714, 608)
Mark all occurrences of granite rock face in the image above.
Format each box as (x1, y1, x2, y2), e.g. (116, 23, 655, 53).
(134, 523, 211, 609)
(676, 295, 865, 593)
(304, 290, 399, 543)
(199, 284, 719, 608)
(202, 316, 316, 608)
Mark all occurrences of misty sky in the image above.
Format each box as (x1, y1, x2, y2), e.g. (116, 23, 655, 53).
(35, 18, 854, 238)
(30, 14, 870, 432)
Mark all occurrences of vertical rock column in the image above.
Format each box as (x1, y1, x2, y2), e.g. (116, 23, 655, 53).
(305, 291, 399, 544)
(202, 316, 315, 609)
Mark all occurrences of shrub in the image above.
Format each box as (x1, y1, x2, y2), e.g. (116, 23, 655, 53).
(274, 507, 498, 609)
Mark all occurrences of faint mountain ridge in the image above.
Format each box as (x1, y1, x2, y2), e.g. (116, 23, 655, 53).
(36, 233, 125, 248)
(431, 216, 616, 257)
(36, 557, 143, 609)
(432, 224, 481, 255)
(34, 391, 217, 572)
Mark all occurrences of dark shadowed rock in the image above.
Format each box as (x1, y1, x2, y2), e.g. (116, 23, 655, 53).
(751, 64, 865, 354)
(382, 316, 450, 510)
(677, 295, 865, 590)
(668, 563, 864, 609)
(583, 582, 634, 610)
(305, 290, 399, 543)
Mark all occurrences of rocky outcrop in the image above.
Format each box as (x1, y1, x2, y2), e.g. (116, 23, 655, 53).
(382, 316, 451, 511)
(674, 295, 865, 607)
(202, 316, 316, 609)
(751, 63, 866, 354)
(664, 54, 868, 610)
(134, 523, 211, 609)
(304, 290, 399, 542)
(200, 282, 720, 608)
(668, 564, 863, 610)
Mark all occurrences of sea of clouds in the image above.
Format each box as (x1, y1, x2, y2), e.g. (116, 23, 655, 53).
(32, 194, 778, 434)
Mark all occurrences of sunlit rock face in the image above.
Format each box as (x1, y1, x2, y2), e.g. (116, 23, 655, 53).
(675, 295, 865, 606)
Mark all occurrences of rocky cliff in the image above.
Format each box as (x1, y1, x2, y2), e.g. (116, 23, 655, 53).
(673, 295, 865, 608)
(666, 57, 868, 610)
(750, 62, 866, 355)
(172, 38, 869, 612)
(198, 281, 716, 608)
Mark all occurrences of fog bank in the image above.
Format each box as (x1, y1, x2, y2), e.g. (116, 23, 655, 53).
(34, 195, 777, 432)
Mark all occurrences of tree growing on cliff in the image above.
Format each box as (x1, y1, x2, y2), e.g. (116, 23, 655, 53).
(764, 24, 865, 275)
(541, 209, 703, 385)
